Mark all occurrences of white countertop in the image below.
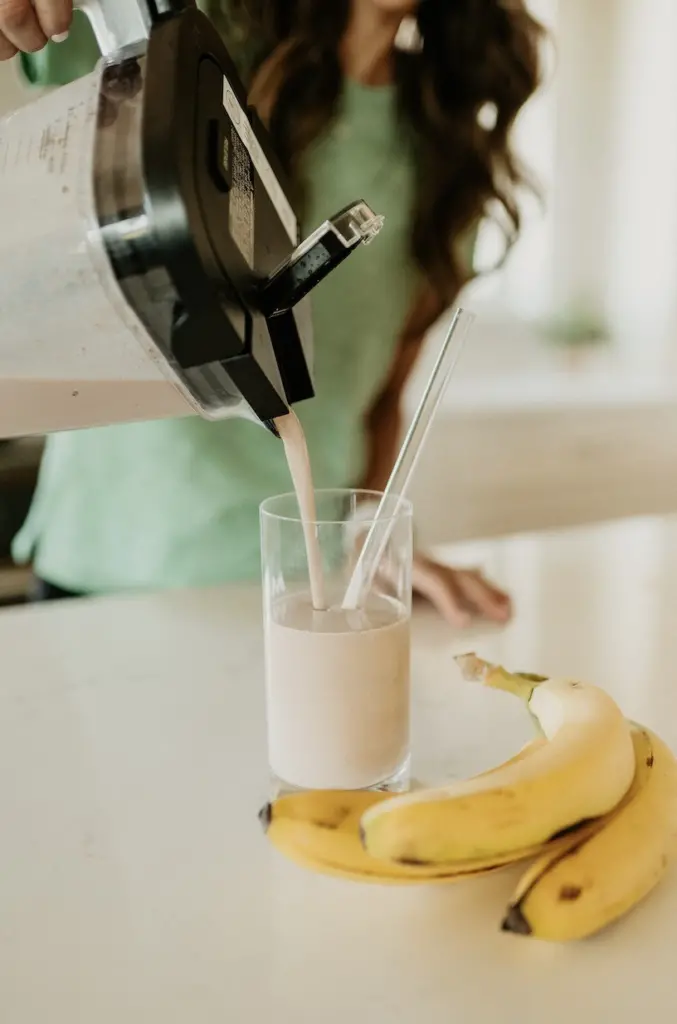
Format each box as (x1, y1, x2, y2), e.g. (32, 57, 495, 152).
(2, 514, 677, 1023)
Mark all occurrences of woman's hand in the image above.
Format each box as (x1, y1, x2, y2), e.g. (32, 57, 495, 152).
(412, 552, 512, 627)
(0, 0, 72, 60)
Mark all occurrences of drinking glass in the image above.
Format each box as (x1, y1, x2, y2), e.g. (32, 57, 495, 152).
(260, 488, 413, 795)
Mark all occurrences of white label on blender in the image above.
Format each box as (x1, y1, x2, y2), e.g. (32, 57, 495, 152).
(222, 77, 298, 244)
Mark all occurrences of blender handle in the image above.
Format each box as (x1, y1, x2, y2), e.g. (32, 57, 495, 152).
(77, 0, 151, 55)
(76, 0, 195, 57)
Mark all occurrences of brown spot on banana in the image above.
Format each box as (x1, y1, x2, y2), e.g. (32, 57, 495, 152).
(646, 754, 654, 767)
(558, 885, 583, 902)
(313, 807, 353, 830)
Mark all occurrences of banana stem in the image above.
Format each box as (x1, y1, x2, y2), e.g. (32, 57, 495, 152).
(455, 653, 544, 704)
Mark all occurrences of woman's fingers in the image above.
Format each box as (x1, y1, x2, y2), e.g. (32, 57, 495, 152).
(412, 556, 513, 627)
(0, 0, 47, 51)
(456, 568, 512, 622)
(0, 0, 73, 55)
(412, 558, 473, 628)
(0, 31, 18, 58)
(33, 0, 72, 40)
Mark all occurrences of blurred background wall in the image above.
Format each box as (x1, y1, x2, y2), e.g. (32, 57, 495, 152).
(408, 0, 677, 545)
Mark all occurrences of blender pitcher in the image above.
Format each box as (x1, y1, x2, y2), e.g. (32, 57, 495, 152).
(0, 0, 383, 437)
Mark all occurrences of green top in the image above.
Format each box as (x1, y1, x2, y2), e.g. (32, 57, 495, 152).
(13, 22, 423, 592)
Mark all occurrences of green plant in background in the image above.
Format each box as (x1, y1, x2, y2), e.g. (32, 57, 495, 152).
(540, 308, 610, 348)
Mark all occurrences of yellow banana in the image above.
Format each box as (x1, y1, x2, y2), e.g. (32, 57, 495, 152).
(503, 724, 677, 940)
(261, 738, 553, 884)
(360, 654, 635, 865)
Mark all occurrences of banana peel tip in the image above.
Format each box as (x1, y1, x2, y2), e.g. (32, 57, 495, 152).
(501, 904, 532, 936)
(258, 802, 272, 833)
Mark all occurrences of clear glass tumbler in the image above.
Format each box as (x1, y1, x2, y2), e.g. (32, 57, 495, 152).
(260, 488, 413, 795)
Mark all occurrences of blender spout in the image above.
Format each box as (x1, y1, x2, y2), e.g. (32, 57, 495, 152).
(260, 202, 384, 318)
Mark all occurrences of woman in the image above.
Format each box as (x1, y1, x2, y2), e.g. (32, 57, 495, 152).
(1, 0, 543, 625)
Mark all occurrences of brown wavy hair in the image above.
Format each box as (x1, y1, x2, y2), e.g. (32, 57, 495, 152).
(215, 0, 545, 333)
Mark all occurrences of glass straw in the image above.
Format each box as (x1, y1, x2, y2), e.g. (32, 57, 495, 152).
(341, 307, 475, 611)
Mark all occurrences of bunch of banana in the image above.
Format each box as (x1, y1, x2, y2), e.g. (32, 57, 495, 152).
(259, 653, 677, 941)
